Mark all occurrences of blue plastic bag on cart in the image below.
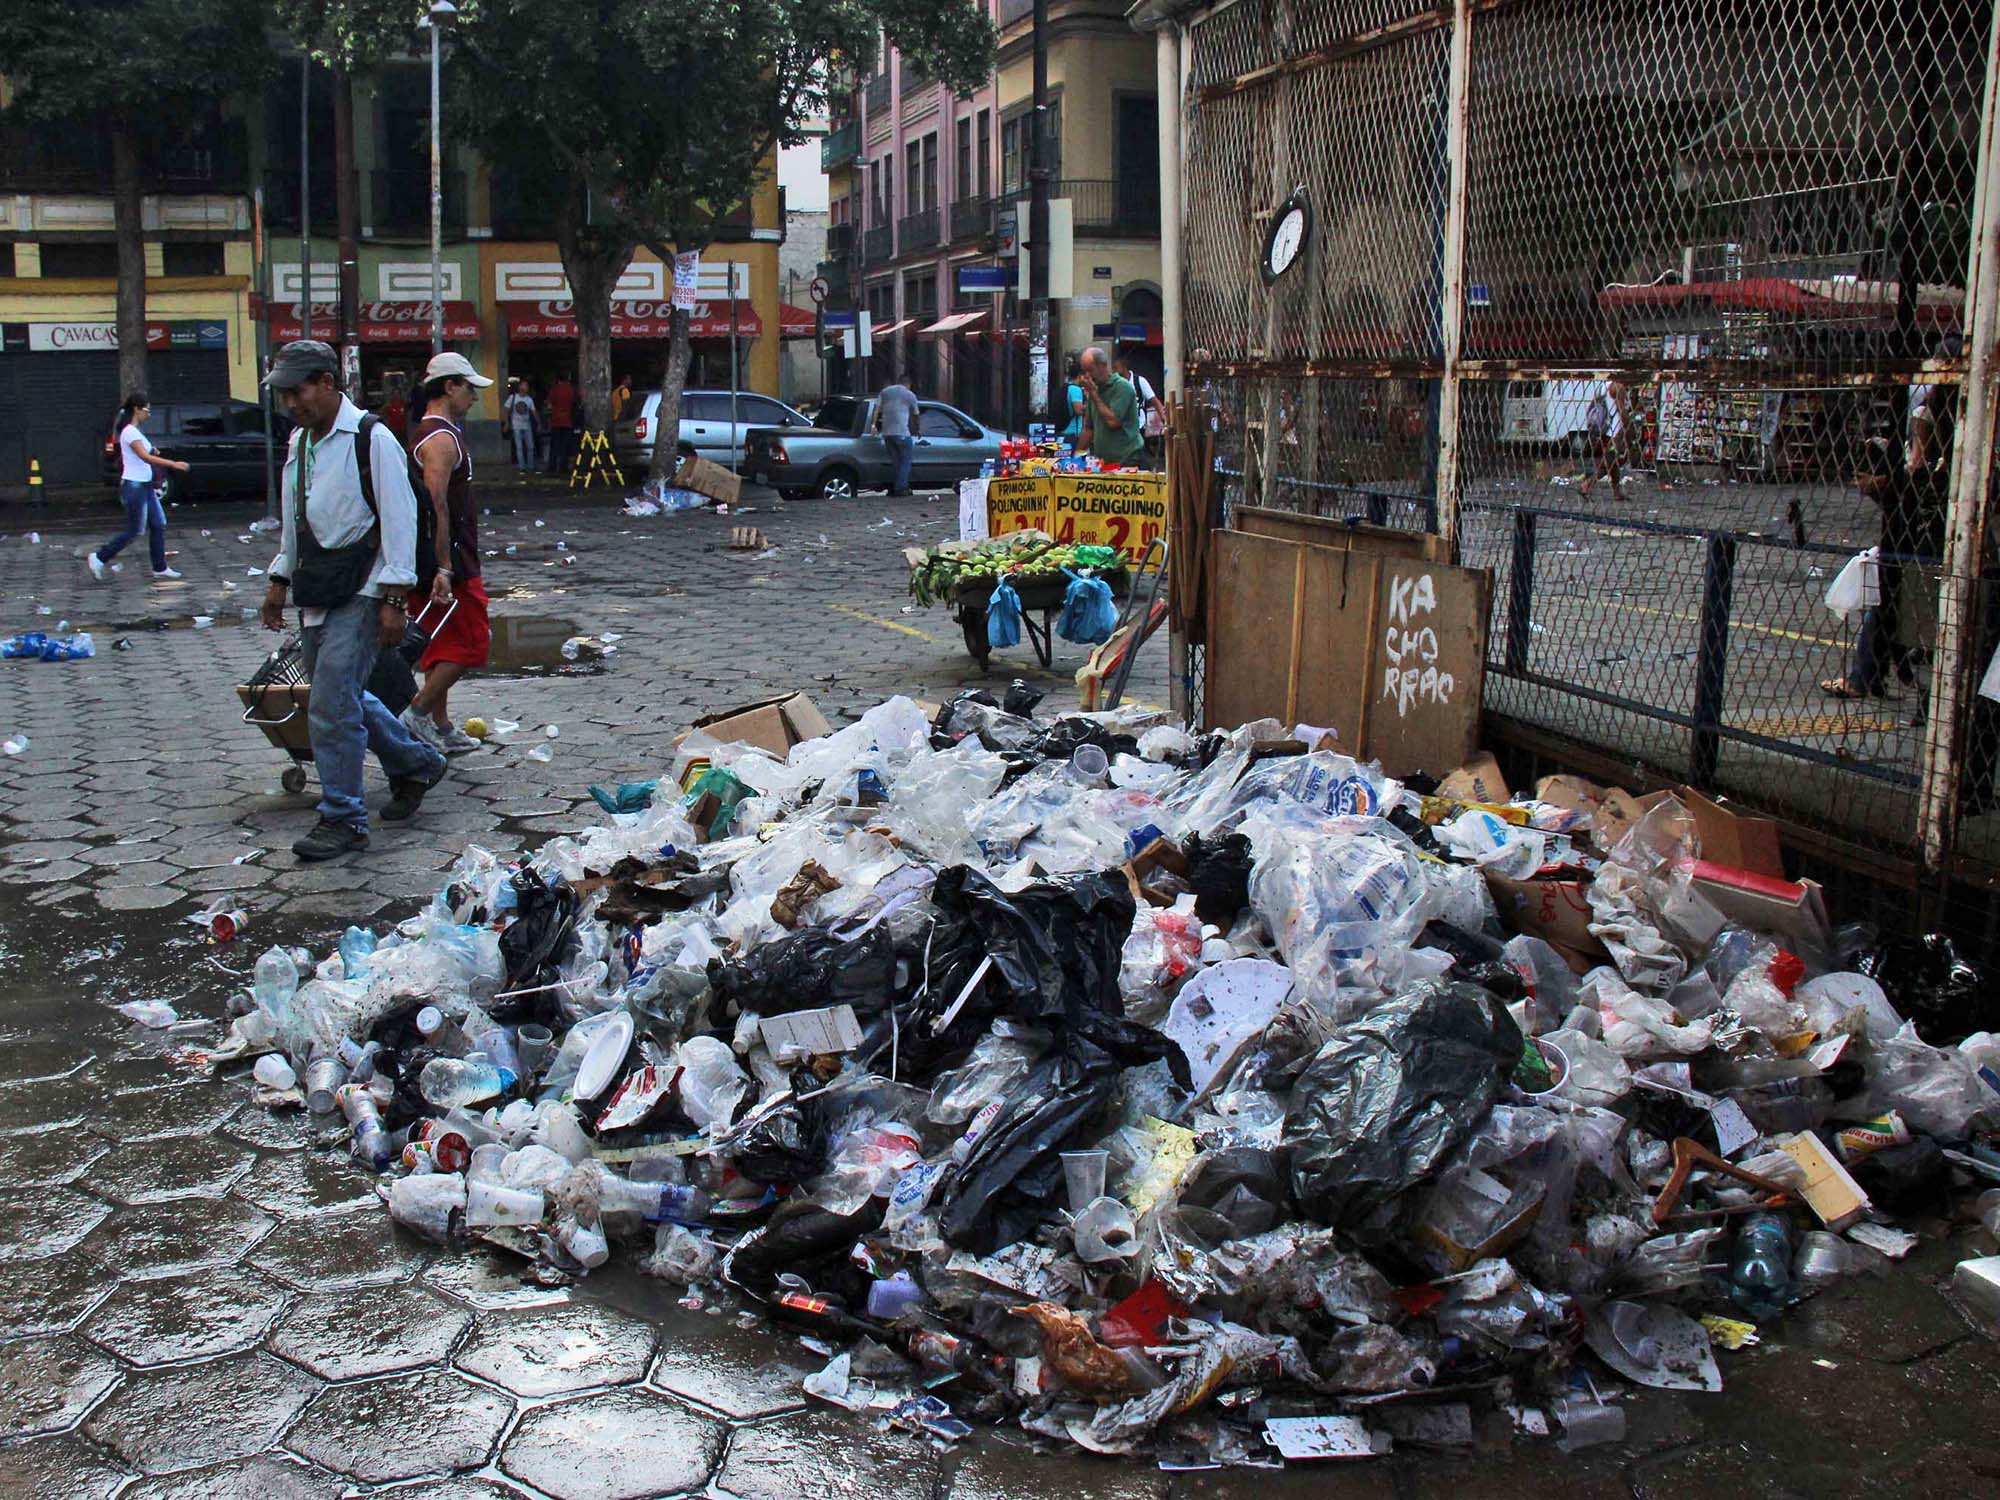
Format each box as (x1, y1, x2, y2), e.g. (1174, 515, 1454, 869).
(988, 579, 1023, 650)
(1056, 569, 1116, 646)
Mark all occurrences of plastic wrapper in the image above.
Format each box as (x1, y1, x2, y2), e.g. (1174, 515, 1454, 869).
(987, 579, 1023, 649)
(926, 1028, 1045, 1124)
(494, 870, 580, 1024)
(1860, 1023, 1999, 1139)
(1055, 570, 1117, 645)
(1584, 970, 1716, 1058)
(674, 1036, 748, 1133)
(1283, 980, 1524, 1226)
(1120, 895, 1208, 1010)
(885, 739, 1009, 859)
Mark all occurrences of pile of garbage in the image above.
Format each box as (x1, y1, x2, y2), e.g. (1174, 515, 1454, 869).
(212, 692, 2000, 1463)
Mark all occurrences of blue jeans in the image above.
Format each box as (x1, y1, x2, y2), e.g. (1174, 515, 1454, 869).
(301, 593, 445, 833)
(100, 481, 167, 572)
(884, 435, 913, 495)
(511, 425, 535, 469)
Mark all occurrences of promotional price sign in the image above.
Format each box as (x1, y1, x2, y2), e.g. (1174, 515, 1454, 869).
(1046, 473, 1168, 561)
(985, 476, 1052, 535)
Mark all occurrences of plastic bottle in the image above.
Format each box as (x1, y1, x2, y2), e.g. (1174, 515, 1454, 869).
(419, 1055, 515, 1109)
(336, 1082, 395, 1169)
(415, 1005, 470, 1056)
(337, 1038, 382, 1084)
(252, 947, 300, 1014)
(337, 926, 377, 981)
(1729, 1212, 1795, 1318)
(464, 1013, 523, 1080)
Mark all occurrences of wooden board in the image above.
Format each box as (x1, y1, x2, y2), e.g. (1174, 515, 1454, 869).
(1232, 505, 1446, 561)
(1205, 529, 1489, 777)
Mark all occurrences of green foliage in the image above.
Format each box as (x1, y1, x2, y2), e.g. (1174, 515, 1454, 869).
(269, 0, 429, 71)
(0, 0, 271, 127)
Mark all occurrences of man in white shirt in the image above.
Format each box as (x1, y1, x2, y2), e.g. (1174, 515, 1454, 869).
(257, 340, 446, 862)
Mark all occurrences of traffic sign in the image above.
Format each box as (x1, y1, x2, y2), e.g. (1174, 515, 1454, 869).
(822, 309, 857, 329)
(809, 276, 829, 304)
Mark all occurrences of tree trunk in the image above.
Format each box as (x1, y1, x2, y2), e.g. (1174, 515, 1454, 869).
(333, 67, 362, 394)
(110, 126, 147, 398)
(554, 184, 635, 434)
(649, 307, 693, 485)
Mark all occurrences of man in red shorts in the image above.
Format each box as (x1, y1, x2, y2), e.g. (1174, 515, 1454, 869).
(400, 352, 493, 756)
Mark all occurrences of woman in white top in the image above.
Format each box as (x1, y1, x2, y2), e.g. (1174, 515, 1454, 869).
(89, 392, 191, 581)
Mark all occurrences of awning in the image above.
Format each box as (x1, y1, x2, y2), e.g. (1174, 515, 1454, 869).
(920, 310, 989, 337)
(871, 319, 914, 338)
(1596, 276, 1944, 323)
(504, 300, 764, 342)
(780, 303, 817, 339)
(268, 301, 481, 343)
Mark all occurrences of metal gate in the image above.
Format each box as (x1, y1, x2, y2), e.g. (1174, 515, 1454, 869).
(1176, 0, 2000, 907)
(0, 349, 231, 486)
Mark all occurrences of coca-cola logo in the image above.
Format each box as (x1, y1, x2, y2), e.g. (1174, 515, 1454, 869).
(533, 300, 720, 320)
(287, 302, 453, 321)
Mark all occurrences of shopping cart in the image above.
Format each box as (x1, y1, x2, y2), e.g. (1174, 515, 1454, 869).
(236, 595, 458, 796)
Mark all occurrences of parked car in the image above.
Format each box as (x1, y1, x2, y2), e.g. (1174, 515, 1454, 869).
(743, 396, 1013, 499)
(100, 399, 291, 498)
(611, 389, 813, 471)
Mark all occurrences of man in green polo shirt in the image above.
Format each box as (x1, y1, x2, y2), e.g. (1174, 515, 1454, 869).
(1076, 345, 1146, 468)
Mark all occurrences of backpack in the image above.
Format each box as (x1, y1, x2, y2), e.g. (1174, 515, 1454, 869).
(352, 413, 440, 592)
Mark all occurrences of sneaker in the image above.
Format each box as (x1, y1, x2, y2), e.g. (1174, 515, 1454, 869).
(399, 705, 446, 753)
(152, 567, 183, 580)
(382, 757, 447, 822)
(439, 724, 481, 755)
(86, 553, 105, 581)
(293, 818, 367, 861)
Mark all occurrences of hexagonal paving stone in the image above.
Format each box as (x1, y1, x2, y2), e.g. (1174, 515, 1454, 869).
(0, 1254, 118, 1339)
(286, 1367, 513, 1484)
(456, 1300, 660, 1399)
(231, 1147, 378, 1220)
(365, 1482, 534, 1500)
(715, 1409, 943, 1500)
(81, 1132, 256, 1206)
(0, 1333, 124, 1438)
(0, 1127, 111, 1188)
(223, 1106, 310, 1152)
(248, 1204, 427, 1290)
(82, 1268, 289, 1367)
(499, 1387, 725, 1500)
(0, 1185, 113, 1262)
(119, 1454, 345, 1500)
(0, 1036, 95, 1088)
(425, 1247, 574, 1312)
(941, 1440, 1165, 1500)
(0, 1076, 94, 1137)
(80, 1196, 273, 1280)
(84, 1350, 319, 1475)
(268, 1282, 472, 1381)
(84, 1079, 242, 1144)
(648, 1323, 817, 1420)
(0, 1433, 133, 1499)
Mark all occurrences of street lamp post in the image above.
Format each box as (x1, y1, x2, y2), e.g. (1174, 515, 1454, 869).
(424, 0, 457, 356)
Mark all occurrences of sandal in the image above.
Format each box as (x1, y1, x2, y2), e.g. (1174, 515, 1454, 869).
(1820, 678, 1867, 700)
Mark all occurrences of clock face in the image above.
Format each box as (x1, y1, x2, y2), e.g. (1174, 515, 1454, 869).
(1262, 197, 1311, 283)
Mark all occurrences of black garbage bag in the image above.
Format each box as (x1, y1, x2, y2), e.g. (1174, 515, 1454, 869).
(1175, 1146, 1287, 1239)
(723, 1195, 886, 1303)
(1184, 832, 1253, 928)
(1847, 1134, 1951, 1215)
(938, 1023, 1188, 1255)
(1003, 679, 1046, 716)
(1853, 933, 1988, 1044)
(705, 923, 898, 1019)
(732, 1068, 832, 1184)
(1027, 716, 1140, 764)
(1284, 980, 1523, 1227)
(934, 692, 1043, 753)
(493, 870, 579, 1025)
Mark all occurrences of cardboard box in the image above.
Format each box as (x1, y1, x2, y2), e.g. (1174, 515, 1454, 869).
(1592, 788, 1671, 853)
(1678, 787, 1786, 879)
(1437, 751, 1510, 806)
(1484, 869, 1611, 973)
(677, 692, 831, 758)
(674, 453, 743, 507)
(1689, 860, 1832, 958)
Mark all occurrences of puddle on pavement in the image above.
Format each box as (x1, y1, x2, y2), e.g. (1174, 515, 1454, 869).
(483, 613, 605, 678)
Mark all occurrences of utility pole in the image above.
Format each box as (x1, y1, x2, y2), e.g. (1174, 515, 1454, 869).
(299, 51, 313, 346)
(1029, 0, 1051, 425)
(334, 66, 362, 394)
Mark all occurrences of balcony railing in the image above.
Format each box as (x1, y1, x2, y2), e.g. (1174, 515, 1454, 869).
(821, 119, 862, 173)
(261, 170, 339, 233)
(826, 223, 855, 260)
(898, 207, 941, 254)
(950, 195, 994, 244)
(1000, 178, 1160, 238)
(3, 135, 249, 195)
(866, 73, 893, 115)
(900, 67, 931, 98)
(369, 169, 467, 237)
(863, 224, 895, 264)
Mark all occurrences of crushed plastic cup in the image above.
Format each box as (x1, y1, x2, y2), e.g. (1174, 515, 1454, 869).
(1073, 1196, 1138, 1262)
(389, 1171, 465, 1242)
(253, 1055, 298, 1090)
(2, 735, 28, 756)
(465, 1179, 545, 1227)
(1069, 744, 1110, 786)
(1061, 1149, 1109, 1212)
(527, 744, 554, 763)
(516, 1023, 555, 1078)
(116, 999, 178, 1028)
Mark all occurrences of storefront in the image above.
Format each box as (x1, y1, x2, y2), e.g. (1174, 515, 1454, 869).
(503, 300, 770, 397)
(266, 300, 483, 435)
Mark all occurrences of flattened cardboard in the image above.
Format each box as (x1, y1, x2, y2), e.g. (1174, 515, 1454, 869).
(1485, 870, 1611, 971)
(674, 453, 743, 506)
(1689, 860, 1832, 957)
(1677, 786, 1786, 879)
(1779, 1131, 1871, 1230)
(678, 692, 832, 757)
(1438, 751, 1510, 805)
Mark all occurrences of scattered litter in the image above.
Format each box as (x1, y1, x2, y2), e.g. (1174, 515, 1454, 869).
(3, 632, 94, 661)
(2, 735, 27, 756)
(116, 1000, 179, 1028)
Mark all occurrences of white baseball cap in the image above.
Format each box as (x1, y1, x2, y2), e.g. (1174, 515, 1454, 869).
(423, 351, 493, 387)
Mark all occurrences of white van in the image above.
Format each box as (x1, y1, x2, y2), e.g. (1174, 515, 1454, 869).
(1500, 379, 1602, 453)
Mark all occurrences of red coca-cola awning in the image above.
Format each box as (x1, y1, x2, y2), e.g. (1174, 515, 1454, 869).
(780, 303, 817, 338)
(268, 301, 482, 342)
(504, 300, 764, 342)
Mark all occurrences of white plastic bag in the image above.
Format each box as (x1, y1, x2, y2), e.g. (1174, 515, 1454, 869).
(1823, 547, 1880, 620)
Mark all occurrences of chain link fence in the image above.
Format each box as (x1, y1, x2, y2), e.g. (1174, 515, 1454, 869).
(1177, 0, 2000, 913)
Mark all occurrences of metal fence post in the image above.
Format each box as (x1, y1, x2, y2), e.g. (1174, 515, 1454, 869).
(1918, 0, 2000, 874)
(1691, 534, 1738, 788)
(1505, 509, 1536, 675)
(1432, 0, 1474, 557)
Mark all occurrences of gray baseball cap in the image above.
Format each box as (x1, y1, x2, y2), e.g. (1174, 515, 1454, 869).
(263, 339, 339, 389)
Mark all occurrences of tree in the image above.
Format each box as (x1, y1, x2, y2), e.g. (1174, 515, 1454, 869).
(0, 2, 271, 397)
(449, 0, 994, 478)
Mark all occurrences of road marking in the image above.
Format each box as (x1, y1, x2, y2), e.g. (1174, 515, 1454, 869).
(830, 602, 935, 640)
(1610, 600, 1846, 650)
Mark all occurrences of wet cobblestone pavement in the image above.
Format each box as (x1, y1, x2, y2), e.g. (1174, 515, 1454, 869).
(0, 487, 1996, 1497)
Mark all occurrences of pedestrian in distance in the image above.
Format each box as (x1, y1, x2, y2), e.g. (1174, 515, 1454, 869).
(1077, 346, 1146, 468)
(546, 371, 578, 475)
(873, 378, 919, 497)
(258, 339, 446, 863)
(1062, 356, 1086, 446)
(504, 378, 538, 471)
(88, 392, 190, 582)
(1579, 377, 1631, 501)
(1115, 353, 1166, 469)
(401, 352, 494, 758)
(610, 372, 633, 423)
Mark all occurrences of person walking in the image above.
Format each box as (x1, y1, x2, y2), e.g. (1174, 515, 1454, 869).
(257, 340, 446, 862)
(546, 372, 577, 475)
(88, 393, 190, 581)
(1076, 346, 1146, 468)
(1115, 354, 1165, 469)
(504, 378, 538, 471)
(400, 353, 493, 757)
(610, 373, 633, 422)
(1061, 357, 1086, 448)
(873, 378, 919, 497)
(1579, 377, 1631, 500)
